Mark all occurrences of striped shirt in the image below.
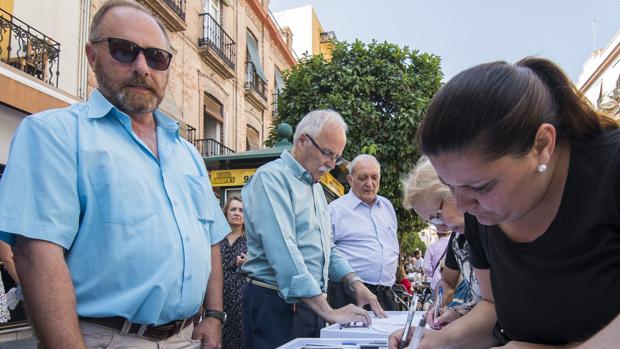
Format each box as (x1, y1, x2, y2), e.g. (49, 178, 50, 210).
(329, 191, 399, 286)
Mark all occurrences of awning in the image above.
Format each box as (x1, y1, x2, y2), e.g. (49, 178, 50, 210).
(246, 32, 267, 81)
(274, 67, 284, 93)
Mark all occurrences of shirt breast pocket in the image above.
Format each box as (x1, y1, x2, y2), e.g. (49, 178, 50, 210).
(184, 175, 215, 236)
(88, 165, 155, 224)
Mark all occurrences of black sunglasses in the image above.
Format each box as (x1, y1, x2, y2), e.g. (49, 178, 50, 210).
(91, 37, 173, 71)
(305, 133, 344, 165)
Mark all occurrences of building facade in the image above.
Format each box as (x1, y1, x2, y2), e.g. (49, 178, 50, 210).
(0, 0, 83, 178)
(273, 5, 336, 60)
(577, 30, 620, 120)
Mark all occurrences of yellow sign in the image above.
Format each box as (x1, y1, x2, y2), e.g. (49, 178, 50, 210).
(209, 169, 256, 187)
(210, 168, 344, 197)
(320, 172, 345, 197)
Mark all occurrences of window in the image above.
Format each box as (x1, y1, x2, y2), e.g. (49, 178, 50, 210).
(246, 125, 260, 150)
(204, 93, 224, 143)
(204, 0, 221, 23)
(273, 66, 284, 115)
(246, 30, 266, 82)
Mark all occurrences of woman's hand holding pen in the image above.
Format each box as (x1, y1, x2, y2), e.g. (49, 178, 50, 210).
(425, 305, 460, 329)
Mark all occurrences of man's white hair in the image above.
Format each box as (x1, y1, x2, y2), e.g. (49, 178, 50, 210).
(348, 154, 381, 175)
(293, 109, 348, 145)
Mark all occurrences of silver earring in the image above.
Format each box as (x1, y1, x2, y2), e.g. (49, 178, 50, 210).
(537, 164, 547, 173)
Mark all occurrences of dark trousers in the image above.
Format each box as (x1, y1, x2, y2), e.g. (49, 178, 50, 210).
(327, 280, 398, 311)
(242, 283, 325, 349)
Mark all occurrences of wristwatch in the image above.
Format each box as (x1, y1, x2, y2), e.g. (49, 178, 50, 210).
(347, 275, 363, 294)
(204, 309, 227, 322)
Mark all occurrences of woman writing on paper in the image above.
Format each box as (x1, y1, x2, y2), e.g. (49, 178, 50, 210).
(390, 57, 620, 348)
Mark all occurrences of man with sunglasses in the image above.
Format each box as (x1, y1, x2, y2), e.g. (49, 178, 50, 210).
(327, 154, 400, 311)
(241, 110, 387, 348)
(0, 1, 228, 348)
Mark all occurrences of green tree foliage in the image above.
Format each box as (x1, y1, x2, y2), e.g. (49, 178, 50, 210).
(267, 40, 443, 259)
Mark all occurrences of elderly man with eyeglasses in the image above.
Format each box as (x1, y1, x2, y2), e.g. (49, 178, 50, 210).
(0, 1, 229, 348)
(241, 109, 386, 348)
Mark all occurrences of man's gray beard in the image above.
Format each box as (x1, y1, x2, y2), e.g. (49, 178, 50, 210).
(112, 90, 161, 114)
(95, 66, 165, 114)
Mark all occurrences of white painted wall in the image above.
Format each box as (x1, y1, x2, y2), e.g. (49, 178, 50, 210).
(0, 104, 25, 164)
(273, 5, 313, 58)
(12, 0, 84, 97)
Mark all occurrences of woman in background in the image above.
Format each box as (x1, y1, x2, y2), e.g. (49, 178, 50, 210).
(219, 196, 247, 349)
(402, 156, 480, 329)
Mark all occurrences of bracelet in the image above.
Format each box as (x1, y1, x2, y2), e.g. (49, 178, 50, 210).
(347, 276, 363, 294)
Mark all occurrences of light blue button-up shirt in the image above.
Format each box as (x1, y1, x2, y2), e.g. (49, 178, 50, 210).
(0, 90, 229, 325)
(241, 150, 353, 302)
(329, 191, 399, 286)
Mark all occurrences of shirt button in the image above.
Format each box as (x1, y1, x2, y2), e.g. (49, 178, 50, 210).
(186, 275, 192, 280)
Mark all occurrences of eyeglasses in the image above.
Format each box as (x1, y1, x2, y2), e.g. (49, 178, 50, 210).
(304, 133, 344, 165)
(91, 37, 173, 71)
(425, 199, 444, 226)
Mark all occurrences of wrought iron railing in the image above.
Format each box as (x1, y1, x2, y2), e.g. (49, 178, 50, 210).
(163, 0, 186, 20)
(0, 8, 60, 87)
(185, 124, 196, 144)
(272, 91, 279, 117)
(194, 138, 235, 157)
(198, 13, 236, 70)
(245, 62, 267, 101)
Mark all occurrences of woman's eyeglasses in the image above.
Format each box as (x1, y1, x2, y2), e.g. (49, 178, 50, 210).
(91, 37, 173, 71)
(425, 199, 444, 226)
(304, 133, 345, 165)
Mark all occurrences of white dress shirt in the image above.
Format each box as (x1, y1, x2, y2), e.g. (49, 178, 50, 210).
(329, 191, 399, 286)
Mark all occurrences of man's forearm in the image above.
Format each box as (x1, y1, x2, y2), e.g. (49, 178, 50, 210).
(301, 294, 334, 322)
(204, 245, 223, 312)
(14, 236, 85, 349)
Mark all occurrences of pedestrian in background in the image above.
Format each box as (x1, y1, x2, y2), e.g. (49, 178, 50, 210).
(219, 196, 247, 349)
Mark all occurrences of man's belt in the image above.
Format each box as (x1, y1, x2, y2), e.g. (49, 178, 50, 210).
(246, 277, 279, 291)
(80, 312, 200, 341)
(364, 283, 393, 293)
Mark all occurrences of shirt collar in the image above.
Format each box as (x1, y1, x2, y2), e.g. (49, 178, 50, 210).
(86, 89, 179, 133)
(281, 150, 314, 184)
(346, 190, 380, 209)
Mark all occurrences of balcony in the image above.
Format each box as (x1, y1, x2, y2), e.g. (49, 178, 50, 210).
(272, 91, 279, 117)
(198, 13, 236, 79)
(139, 0, 186, 32)
(0, 8, 60, 87)
(183, 123, 197, 144)
(194, 138, 235, 157)
(244, 61, 268, 110)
